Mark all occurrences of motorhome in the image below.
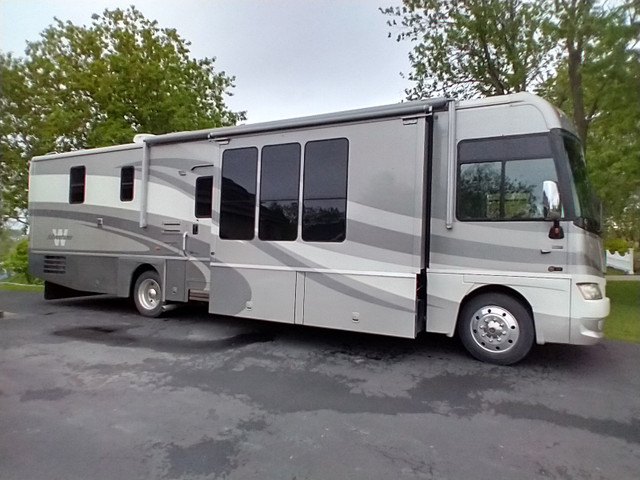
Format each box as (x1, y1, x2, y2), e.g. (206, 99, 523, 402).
(28, 92, 610, 364)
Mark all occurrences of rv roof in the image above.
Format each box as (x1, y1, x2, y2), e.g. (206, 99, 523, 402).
(145, 92, 569, 145)
(32, 142, 143, 162)
(145, 96, 449, 145)
(32, 97, 448, 161)
(32, 92, 569, 160)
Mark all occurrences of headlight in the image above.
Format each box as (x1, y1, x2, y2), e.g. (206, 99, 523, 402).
(577, 283, 603, 300)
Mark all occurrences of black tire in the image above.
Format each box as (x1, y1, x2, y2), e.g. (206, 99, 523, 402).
(133, 270, 164, 318)
(457, 293, 534, 365)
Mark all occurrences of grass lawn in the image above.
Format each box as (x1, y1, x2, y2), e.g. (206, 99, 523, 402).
(0, 282, 44, 291)
(604, 280, 640, 342)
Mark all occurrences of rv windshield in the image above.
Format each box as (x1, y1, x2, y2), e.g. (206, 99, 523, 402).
(563, 134, 602, 234)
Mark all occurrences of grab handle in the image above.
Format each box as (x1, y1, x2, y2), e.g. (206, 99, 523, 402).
(182, 231, 188, 254)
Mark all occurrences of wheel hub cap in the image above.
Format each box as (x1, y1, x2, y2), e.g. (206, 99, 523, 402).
(469, 306, 519, 353)
(138, 279, 160, 311)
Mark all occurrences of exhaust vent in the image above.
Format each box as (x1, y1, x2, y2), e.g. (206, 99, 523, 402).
(162, 221, 182, 234)
(44, 255, 66, 274)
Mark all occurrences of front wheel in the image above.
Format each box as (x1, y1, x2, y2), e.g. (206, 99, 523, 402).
(133, 270, 164, 317)
(457, 293, 534, 365)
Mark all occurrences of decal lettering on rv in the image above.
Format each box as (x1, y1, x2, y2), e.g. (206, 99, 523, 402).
(48, 229, 72, 247)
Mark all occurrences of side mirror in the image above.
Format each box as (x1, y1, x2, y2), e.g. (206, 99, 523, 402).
(542, 180, 561, 221)
(542, 180, 564, 240)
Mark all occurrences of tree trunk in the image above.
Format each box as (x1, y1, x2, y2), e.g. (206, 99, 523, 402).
(567, 46, 588, 151)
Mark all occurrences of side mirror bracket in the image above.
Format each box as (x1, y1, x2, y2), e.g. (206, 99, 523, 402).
(548, 220, 564, 240)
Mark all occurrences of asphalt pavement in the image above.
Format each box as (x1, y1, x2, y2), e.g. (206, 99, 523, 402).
(1, 290, 639, 480)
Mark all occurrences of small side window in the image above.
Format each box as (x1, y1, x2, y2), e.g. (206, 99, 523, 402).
(120, 166, 135, 202)
(195, 176, 213, 218)
(69, 166, 86, 204)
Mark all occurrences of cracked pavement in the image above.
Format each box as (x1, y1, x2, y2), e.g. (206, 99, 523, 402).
(1, 291, 639, 479)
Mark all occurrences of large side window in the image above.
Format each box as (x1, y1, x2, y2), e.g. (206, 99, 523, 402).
(220, 147, 258, 239)
(195, 176, 213, 218)
(69, 166, 86, 204)
(120, 166, 135, 202)
(457, 135, 558, 221)
(259, 143, 301, 241)
(302, 138, 349, 242)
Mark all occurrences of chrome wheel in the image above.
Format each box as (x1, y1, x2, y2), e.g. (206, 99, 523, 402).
(133, 270, 164, 317)
(137, 278, 161, 312)
(457, 293, 534, 365)
(469, 305, 519, 353)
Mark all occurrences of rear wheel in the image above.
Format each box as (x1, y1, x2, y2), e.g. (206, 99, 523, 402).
(133, 270, 164, 317)
(457, 293, 534, 365)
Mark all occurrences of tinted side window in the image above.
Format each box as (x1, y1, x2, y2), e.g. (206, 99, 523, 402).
(503, 158, 557, 218)
(69, 166, 86, 204)
(303, 138, 348, 242)
(259, 143, 301, 241)
(457, 135, 558, 221)
(458, 162, 502, 220)
(195, 176, 213, 218)
(220, 147, 258, 239)
(120, 166, 134, 202)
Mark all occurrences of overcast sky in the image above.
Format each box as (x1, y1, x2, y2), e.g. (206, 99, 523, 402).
(0, 0, 412, 123)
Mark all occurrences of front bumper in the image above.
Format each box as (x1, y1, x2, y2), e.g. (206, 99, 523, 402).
(570, 276, 610, 344)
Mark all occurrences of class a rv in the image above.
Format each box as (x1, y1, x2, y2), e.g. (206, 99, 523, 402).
(28, 92, 610, 364)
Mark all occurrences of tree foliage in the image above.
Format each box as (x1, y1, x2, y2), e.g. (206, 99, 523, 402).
(380, 0, 557, 99)
(0, 227, 20, 260)
(1, 7, 244, 226)
(383, 0, 640, 242)
(541, 0, 638, 149)
(538, 1, 639, 241)
(0, 54, 32, 229)
(1, 238, 36, 284)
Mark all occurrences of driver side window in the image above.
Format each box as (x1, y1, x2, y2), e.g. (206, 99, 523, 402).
(457, 135, 558, 221)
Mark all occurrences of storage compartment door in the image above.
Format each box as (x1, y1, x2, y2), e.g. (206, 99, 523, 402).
(209, 266, 296, 324)
(303, 273, 418, 338)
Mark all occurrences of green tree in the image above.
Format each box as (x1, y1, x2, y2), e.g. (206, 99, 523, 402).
(380, 0, 557, 99)
(2, 238, 36, 283)
(0, 6, 245, 227)
(1, 54, 33, 229)
(539, 1, 639, 241)
(541, 0, 638, 149)
(0, 227, 19, 260)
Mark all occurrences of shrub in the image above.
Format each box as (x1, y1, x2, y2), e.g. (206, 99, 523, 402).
(2, 238, 41, 284)
(605, 237, 631, 255)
